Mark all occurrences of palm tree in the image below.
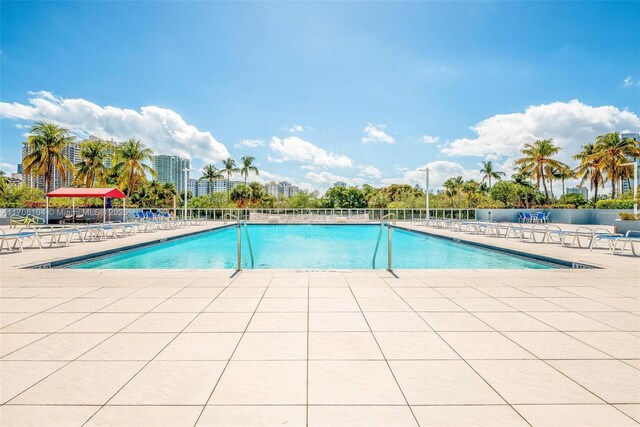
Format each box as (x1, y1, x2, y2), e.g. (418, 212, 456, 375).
(573, 143, 604, 203)
(160, 182, 177, 206)
(22, 121, 75, 193)
(240, 156, 259, 185)
(201, 165, 223, 195)
(73, 139, 111, 188)
(479, 161, 505, 188)
(111, 139, 156, 196)
(588, 133, 640, 199)
(221, 158, 239, 197)
(550, 165, 574, 197)
(514, 139, 568, 199)
(443, 176, 464, 197)
(147, 180, 163, 206)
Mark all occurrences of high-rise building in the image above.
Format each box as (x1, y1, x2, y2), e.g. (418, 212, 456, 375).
(265, 181, 300, 198)
(21, 140, 80, 191)
(621, 132, 639, 194)
(153, 155, 191, 194)
(567, 186, 589, 200)
(333, 181, 347, 188)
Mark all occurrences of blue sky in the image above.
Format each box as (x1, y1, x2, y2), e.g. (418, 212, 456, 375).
(1, 1, 639, 190)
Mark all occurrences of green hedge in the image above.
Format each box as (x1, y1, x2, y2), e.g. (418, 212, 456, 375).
(595, 199, 635, 209)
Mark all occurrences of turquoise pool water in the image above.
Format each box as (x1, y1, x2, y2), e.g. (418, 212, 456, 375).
(71, 224, 554, 269)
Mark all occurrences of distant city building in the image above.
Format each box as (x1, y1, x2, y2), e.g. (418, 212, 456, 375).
(187, 178, 197, 196)
(21, 140, 80, 191)
(621, 132, 639, 194)
(333, 181, 347, 188)
(16, 164, 22, 174)
(196, 180, 210, 197)
(567, 186, 588, 200)
(265, 181, 300, 198)
(212, 179, 228, 193)
(10, 173, 23, 185)
(153, 155, 190, 194)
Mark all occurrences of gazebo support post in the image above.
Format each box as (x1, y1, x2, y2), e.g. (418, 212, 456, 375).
(123, 198, 126, 222)
(72, 198, 75, 219)
(103, 197, 106, 223)
(45, 197, 49, 224)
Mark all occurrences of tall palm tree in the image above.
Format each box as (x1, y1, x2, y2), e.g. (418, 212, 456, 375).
(588, 133, 640, 199)
(22, 121, 75, 193)
(514, 139, 567, 199)
(479, 161, 505, 188)
(240, 156, 259, 185)
(111, 139, 156, 196)
(73, 139, 111, 188)
(221, 158, 239, 197)
(201, 165, 223, 195)
(573, 143, 605, 203)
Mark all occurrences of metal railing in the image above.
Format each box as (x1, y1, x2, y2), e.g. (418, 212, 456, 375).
(170, 208, 476, 223)
(236, 220, 255, 270)
(372, 220, 393, 271)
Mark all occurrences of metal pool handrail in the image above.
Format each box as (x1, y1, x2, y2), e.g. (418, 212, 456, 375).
(381, 213, 397, 224)
(236, 220, 255, 270)
(224, 212, 239, 224)
(372, 220, 393, 271)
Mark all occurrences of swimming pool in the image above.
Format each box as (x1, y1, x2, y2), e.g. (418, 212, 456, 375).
(70, 224, 556, 269)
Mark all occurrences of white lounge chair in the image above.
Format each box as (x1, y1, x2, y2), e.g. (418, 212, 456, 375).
(591, 230, 640, 255)
(0, 228, 42, 252)
(545, 226, 613, 248)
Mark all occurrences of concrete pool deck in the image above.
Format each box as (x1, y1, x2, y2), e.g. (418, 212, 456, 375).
(0, 222, 638, 426)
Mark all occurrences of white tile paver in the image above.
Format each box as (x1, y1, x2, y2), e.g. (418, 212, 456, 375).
(0, 224, 638, 425)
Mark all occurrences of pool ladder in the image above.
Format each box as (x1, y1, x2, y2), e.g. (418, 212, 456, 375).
(372, 214, 395, 271)
(236, 220, 255, 270)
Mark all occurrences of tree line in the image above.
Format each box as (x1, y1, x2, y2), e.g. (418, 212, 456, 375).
(1, 121, 638, 209)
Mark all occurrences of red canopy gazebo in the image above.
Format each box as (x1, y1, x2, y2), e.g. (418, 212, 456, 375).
(45, 187, 127, 223)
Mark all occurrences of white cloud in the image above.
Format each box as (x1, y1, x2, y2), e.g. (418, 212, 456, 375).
(234, 139, 264, 149)
(419, 135, 440, 144)
(358, 164, 382, 178)
(441, 100, 640, 165)
(362, 124, 395, 144)
(288, 124, 304, 133)
(0, 91, 231, 164)
(305, 171, 366, 190)
(253, 169, 293, 184)
(0, 162, 18, 174)
(268, 136, 353, 168)
(623, 76, 634, 87)
(381, 160, 480, 189)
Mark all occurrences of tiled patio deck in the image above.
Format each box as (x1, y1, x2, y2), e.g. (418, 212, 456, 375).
(0, 224, 638, 426)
